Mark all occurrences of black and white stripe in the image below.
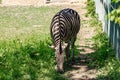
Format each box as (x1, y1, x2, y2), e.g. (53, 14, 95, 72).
(50, 8, 80, 50)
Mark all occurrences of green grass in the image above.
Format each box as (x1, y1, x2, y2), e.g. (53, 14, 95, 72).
(85, 0, 96, 17)
(0, 6, 69, 80)
(0, 6, 62, 40)
(0, 6, 59, 28)
(88, 27, 115, 68)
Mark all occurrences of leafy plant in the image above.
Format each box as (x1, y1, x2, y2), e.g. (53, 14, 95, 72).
(86, 0, 96, 17)
(108, 7, 120, 25)
(108, 0, 120, 25)
(112, 0, 120, 3)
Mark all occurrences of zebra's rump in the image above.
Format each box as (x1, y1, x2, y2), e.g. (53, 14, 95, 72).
(50, 8, 80, 45)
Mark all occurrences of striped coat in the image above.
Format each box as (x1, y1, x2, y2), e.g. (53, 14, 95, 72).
(50, 8, 80, 72)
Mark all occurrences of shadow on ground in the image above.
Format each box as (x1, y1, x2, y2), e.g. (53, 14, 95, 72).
(62, 32, 118, 80)
(63, 45, 97, 80)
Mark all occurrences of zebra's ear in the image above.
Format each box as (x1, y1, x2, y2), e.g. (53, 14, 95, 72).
(49, 45, 55, 49)
(62, 43, 68, 49)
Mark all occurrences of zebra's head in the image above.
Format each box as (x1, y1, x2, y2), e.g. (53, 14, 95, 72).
(55, 44, 68, 73)
(50, 43, 67, 73)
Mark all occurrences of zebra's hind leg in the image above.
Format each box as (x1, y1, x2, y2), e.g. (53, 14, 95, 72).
(71, 36, 77, 64)
(65, 42, 70, 64)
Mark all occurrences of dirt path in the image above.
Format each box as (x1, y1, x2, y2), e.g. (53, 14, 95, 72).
(64, 24, 97, 80)
(55, 2, 98, 80)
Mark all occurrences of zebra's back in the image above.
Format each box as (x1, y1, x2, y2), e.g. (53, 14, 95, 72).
(50, 8, 80, 46)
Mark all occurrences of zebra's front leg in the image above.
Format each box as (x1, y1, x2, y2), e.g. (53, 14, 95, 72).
(71, 37, 76, 64)
(65, 42, 70, 64)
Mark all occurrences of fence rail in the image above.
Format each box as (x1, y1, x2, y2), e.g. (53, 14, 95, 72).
(94, 0, 120, 59)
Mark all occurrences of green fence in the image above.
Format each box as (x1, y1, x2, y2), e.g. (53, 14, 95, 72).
(94, 0, 120, 59)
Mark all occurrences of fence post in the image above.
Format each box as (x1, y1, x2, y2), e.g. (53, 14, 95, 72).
(116, 25, 120, 59)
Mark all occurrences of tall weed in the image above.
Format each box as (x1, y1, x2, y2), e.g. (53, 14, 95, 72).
(86, 0, 96, 17)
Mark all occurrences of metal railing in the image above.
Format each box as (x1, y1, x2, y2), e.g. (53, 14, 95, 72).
(94, 0, 120, 59)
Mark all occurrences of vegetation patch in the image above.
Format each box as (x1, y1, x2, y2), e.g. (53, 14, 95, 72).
(86, 0, 120, 79)
(87, 17, 120, 80)
(0, 37, 68, 80)
(0, 6, 69, 80)
(88, 27, 115, 68)
(85, 0, 96, 17)
(92, 27, 120, 80)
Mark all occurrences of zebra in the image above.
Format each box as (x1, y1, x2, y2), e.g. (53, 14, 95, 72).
(50, 8, 80, 72)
